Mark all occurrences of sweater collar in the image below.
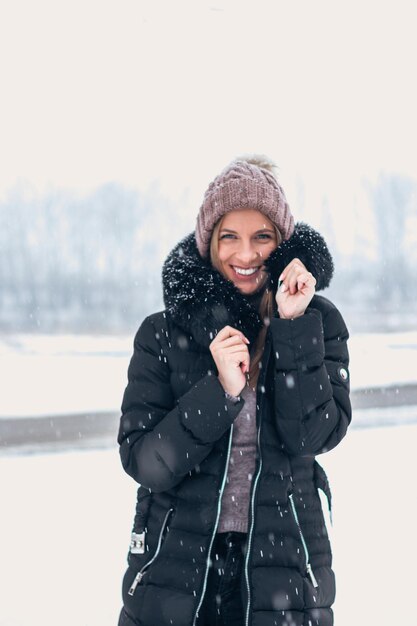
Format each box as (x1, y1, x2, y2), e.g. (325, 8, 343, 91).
(162, 221, 334, 349)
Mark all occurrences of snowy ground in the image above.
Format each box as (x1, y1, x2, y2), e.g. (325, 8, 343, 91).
(1, 330, 417, 418)
(1, 423, 416, 626)
(0, 331, 416, 625)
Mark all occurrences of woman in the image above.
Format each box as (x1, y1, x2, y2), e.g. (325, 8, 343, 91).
(117, 156, 351, 626)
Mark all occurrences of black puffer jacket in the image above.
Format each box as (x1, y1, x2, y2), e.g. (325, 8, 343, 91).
(117, 223, 351, 626)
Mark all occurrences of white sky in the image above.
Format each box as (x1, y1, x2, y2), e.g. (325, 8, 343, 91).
(1, 0, 416, 252)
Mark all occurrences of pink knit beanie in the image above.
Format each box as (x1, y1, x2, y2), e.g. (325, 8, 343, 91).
(195, 154, 295, 259)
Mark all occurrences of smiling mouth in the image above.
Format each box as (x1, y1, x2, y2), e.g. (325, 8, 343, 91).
(231, 265, 262, 277)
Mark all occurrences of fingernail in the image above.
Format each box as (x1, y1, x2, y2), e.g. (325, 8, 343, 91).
(280, 283, 287, 292)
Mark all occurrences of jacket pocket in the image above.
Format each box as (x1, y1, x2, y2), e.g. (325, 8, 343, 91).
(288, 492, 319, 588)
(128, 506, 175, 596)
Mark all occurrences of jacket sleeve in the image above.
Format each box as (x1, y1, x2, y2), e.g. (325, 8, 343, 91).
(117, 315, 245, 492)
(270, 303, 351, 456)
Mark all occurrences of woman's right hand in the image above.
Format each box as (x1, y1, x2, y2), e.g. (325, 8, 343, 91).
(209, 325, 250, 397)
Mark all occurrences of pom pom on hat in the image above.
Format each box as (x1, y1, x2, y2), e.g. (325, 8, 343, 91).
(195, 154, 295, 259)
(234, 153, 278, 173)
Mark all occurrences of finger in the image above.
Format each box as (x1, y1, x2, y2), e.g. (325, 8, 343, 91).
(286, 268, 300, 295)
(213, 325, 250, 344)
(224, 345, 250, 357)
(279, 258, 306, 282)
(222, 348, 250, 371)
(216, 346, 250, 364)
(288, 265, 311, 294)
(214, 336, 250, 351)
(279, 267, 295, 290)
(291, 258, 307, 272)
(225, 345, 250, 362)
(297, 272, 316, 289)
(212, 325, 237, 341)
(279, 264, 301, 294)
(241, 353, 251, 373)
(212, 337, 249, 354)
(242, 357, 251, 374)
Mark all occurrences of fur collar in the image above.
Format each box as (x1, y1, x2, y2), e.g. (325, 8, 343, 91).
(162, 222, 334, 349)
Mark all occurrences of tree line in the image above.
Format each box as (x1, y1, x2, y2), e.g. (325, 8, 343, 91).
(0, 173, 415, 333)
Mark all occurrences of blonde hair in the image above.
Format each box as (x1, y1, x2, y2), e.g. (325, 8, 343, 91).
(209, 213, 282, 390)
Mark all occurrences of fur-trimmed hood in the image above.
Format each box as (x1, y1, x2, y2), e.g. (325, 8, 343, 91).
(162, 222, 334, 349)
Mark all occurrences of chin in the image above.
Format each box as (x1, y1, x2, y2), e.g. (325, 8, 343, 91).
(237, 284, 257, 294)
(234, 279, 267, 295)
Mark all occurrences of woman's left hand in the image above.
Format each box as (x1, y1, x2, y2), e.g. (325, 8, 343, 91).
(275, 258, 317, 319)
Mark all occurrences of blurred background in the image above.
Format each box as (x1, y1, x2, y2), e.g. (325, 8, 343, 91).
(0, 1, 416, 625)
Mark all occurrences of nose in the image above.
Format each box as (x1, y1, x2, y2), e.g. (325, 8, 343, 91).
(235, 241, 262, 265)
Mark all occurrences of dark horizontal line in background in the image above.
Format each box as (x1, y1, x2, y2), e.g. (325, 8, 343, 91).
(351, 382, 417, 408)
(1, 384, 417, 456)
(0, 411, 118, 453)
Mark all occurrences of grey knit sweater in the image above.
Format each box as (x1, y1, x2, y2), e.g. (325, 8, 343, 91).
(217, 383, 257, 533)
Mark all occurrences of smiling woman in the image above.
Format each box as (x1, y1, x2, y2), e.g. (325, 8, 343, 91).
(117, 154, 351, 626)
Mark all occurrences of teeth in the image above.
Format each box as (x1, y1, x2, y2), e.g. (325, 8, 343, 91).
(233, 266, 259, 276)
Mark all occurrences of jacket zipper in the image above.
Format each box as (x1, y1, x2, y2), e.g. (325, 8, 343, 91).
(244, 409, 263, 626)
(128, 506, 174, 596)
(192, 424, 234, 626)
(244, 337, 271, 626)
(288, 493, 318, 588)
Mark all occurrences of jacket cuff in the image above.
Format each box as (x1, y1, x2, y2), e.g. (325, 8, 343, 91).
(178, 372, 244, 443)
(270, 308, 325, 370)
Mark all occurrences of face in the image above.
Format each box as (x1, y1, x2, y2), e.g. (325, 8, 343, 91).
(217, 209, 278, 294)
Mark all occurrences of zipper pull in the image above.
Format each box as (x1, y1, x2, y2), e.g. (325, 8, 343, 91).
(130, 531, 146, 554)
(128, 571, 144, 596)
(306, 563, 319, 588)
